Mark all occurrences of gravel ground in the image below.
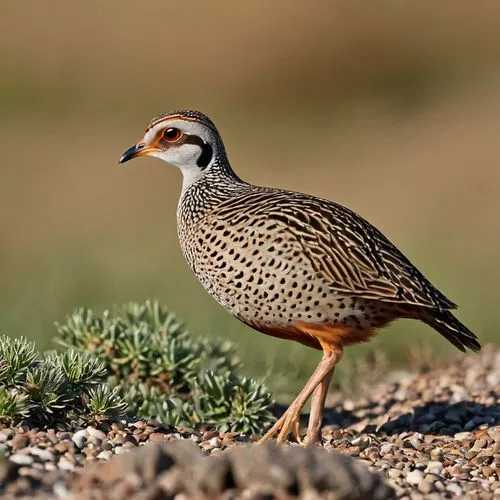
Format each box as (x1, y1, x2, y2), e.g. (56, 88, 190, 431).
(0, 346, 498, 498)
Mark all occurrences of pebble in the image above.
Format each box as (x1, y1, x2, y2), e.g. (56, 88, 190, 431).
(454, 431, 472, 440)
(406, 469, 424, 485)
(11, 434, 30, 450)
(28, 447, 56, 462)
(379, 442, 394, 455)
(209, 437, 222, 448)
(86, 427, 107, 441)
(388, 468, 402, 479)
(9, 453, 34, 465)
(418, 479, 434, 494)
(425, 461, 444, 474)
(446, 482, 464, 496)
(58, 457, 76, 471)
(97, 451, 112, 461)
(0, 347, 497, 498)
(71, 429, 89, 449)
(145, 432, 166, 443)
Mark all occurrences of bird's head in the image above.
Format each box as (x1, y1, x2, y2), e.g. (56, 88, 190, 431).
(119, 110, 226, 188)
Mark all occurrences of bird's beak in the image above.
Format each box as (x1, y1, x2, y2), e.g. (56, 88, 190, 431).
(118, 142, 160, 164)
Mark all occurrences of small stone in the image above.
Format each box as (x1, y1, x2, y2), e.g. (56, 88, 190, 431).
(57, 432, 73, 441)
(10, 434, 30, 450)
(453, 431, 472, 440)
(470, 438, 487, 452)
(202, 430, 217, 440)
(425, 461, 444, 474)
(9, 453, 34, 465)
(379, 443, 394, 455)
(482, 465, 494, 477)
(407, 469, 424, 485)
(199, 441, 212, 452)
(86, 426, 107, 441)
(134, 433, 148, 443)
(388, 468, 402, 479)
(71, 429, 88, 449)
(28, 447, 55, 462)
(97, 450, 112, 461)
(418, 479, 435, 494)
(54, 442, 70, 453)
(446, 483, 463, 496)
(147, 432, 166, 443)
(114, 446, 127, 455)
(209, 437, 221, 448)
(58, 457, 75, 471)
(430, 448, 443, 461)
(111, 434, 125, 445)
(0, 432, 9, 443)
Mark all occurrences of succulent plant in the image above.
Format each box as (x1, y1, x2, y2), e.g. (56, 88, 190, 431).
(0, 301, 274, 433)
(0, 336, 125, 426)
(56, 300, 274, 434)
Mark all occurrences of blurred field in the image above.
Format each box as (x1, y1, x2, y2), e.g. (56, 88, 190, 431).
(1, 1, 500, 399)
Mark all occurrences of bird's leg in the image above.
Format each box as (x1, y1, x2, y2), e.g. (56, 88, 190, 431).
(304, 367, 334, 445)
(259, 346, 342, 444)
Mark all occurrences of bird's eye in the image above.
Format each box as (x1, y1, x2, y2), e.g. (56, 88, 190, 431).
(163, 128, 182, 142)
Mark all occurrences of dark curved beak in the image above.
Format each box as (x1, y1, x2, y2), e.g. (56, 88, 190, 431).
(119, 143, 146, 164)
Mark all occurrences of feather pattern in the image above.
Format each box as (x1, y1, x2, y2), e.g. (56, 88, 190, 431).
(199, 183, 456, 310)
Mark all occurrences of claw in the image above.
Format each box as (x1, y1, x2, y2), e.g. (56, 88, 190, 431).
(259, 403, 304, 444)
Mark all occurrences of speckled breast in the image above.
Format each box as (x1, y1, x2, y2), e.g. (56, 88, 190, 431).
(177, 210, 381, 337)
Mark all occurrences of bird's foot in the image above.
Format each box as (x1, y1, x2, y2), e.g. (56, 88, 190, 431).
(258, 403, 304, 444)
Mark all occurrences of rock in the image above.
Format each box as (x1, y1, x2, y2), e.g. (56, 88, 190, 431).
(54, 441, 70, 453)
(454, 431, 472, 441)
(97, 450, 113, 461)
(406, 469, 424, 485)
(86, 427, 107, 441)
(71, 429, 88, 449)
(388, 468, 402, 479)
(418, 479, 435, 494)
(446, 482, 463, 496)
(71, 441, 393, 499)
(28, 447, 56, 462)
(379, 443, 394, 456)
(209, 436, 222, 448)
(10, 434, 30, 450)
(9, 454, 34, 466)
(147, 432, 167, 443)
(58, 457, 75, 471)
(425, 461, 444, 474)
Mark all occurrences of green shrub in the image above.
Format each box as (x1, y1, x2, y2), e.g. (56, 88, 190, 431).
(0, 336, 126, 426)
(56, 300, 274, 434)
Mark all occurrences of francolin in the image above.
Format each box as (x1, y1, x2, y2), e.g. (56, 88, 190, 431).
(119, 110, 480, 444)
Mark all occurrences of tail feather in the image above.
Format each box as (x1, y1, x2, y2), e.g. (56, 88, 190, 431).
(422, 309, 481, 353)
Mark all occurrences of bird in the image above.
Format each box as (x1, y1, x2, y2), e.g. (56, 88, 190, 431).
(119, 109, 480, 444)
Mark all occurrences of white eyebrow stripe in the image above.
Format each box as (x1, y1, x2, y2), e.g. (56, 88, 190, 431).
(143, 118, 211, 145)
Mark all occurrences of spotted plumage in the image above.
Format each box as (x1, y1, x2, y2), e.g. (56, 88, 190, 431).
(119, 109, 480, 444)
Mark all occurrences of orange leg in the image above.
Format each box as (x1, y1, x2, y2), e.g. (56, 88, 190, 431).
(305, 366, 334, 444)
(259, 345, 342, 444)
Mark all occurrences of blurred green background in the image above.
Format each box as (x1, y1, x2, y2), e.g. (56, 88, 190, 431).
(1, 2, 499, 399)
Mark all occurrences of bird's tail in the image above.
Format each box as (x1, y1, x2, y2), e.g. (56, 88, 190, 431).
(421, 309, 481, 352)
